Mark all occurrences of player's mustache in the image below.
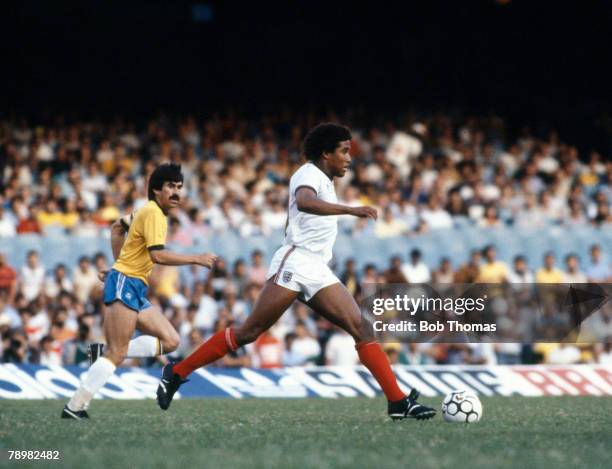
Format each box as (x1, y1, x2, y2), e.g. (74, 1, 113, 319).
(170, 195, 180, 201)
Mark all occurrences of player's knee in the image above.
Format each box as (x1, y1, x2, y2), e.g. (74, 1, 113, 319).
(346, 318, 372, 343)
(105, 346, 127, 366)
(162, 333, 180, 353)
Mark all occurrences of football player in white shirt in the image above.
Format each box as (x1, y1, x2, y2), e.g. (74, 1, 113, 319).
(157, 123, 435, 420)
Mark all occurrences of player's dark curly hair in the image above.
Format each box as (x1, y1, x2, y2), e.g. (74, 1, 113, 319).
(148, 163, 184, 200)
(302, 123, 352, 161)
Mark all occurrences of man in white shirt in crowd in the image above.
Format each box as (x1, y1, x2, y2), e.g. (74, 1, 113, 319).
(420, 195, 453, 230)
(507, 255, 534, 283)
(290, 321, 321, 365)
(401, 249, 431, 283)
(0, 205, 17, 237)
(72, 256, 99, 304)
(20, 250, 45, 302)
(563, 254, 587, 283)
(325, 327, 359, 366)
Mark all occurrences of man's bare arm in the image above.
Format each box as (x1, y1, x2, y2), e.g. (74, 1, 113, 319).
(110, 218, 129, 260)
(149, 249, 217, 268)
(295, 187, 378, 219)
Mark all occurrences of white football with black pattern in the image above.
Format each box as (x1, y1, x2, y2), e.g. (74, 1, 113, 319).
(441, 390, 482, 423)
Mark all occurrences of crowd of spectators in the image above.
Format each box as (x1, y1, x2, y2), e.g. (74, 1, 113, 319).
(0, 242, 610, 368)
(0, 111, 610, 240)
(0, 111, 610, 368)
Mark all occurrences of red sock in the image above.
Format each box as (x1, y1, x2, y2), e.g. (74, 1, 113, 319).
(356, 341, 406, 402)
(173, 328, 238, 378)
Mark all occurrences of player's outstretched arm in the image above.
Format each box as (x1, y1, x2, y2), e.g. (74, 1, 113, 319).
(149, 249, 217, 268)
(296, 187, 377, 220)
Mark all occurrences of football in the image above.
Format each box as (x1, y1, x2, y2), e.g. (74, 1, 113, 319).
(441, 390, 483, 423)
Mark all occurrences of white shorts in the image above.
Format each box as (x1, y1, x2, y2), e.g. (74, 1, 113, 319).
(266, 245, 340, 302)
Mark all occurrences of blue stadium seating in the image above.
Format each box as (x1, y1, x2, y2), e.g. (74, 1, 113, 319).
(0, 225, 609, 275)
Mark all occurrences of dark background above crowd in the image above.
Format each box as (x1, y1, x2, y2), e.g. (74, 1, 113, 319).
(3, 1, 611, 153)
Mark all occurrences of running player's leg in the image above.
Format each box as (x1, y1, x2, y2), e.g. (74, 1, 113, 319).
(88, 306, 178, 362)
(307, 283, 435, 419)
(173, 280, 298, 378)
(306, 283, 404, 400)
(156, 280, 298, 410)
(65, 302, 137, 415)
(130, 306, 181, 356)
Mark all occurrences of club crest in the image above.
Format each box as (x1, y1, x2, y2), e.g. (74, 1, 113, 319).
(282, 271, 293, 283)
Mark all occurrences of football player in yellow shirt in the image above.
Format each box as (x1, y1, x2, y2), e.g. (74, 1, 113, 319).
(62, 163, 217, 420)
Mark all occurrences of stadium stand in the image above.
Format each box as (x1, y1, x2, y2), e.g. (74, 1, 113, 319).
(0, 112, 610, 367)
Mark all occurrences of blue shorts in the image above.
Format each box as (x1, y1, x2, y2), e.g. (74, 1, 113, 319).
(103, 269, 151, 312)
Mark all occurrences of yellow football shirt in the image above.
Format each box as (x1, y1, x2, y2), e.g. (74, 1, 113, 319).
(535, 268, 564, 284)
(113, 201, 167, 283)
(477, 261, 509, 283)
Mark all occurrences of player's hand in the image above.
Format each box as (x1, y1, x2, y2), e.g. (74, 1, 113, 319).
(349, 206, 378, 220)
(98, 269, 109, 283)
(194, 252, 218, 269)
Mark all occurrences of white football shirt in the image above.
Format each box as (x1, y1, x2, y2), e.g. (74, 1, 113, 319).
(284, 162, 338, 262)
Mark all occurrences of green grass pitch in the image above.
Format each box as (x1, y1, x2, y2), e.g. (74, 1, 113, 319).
(1, 397, 611, 468)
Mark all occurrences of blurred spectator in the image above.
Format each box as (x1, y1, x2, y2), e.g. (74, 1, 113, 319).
(360, 263, 379, 298)
(325, 328, 359, 366)
(45, 263, 73, 298)
(219, 285, 248, 325)
(0, 294, 20, 330)
(420, 195, 453, 230)
(495, 343, 522, 365)
(479, 205, 503, 228)
(282, 332, 304, 366)
(466, 343, 497, 365)
(563, 254, 587, 283)
(0, 205, 16, 237)
(2, 331, 28, 363)
(586, 244, 612, 282)
(72, 256, 99, 304)
(231, 259, 249, 296)
(546, 343, 582, 364)
(477, 245, 508, 283)
(454, 250, 481, 283)
(62, 323, 94, 366)
(253, 329, 282, 368)
(375, 207, 408, 238)
(384, 257, 408, 283)
(432, 258, 454, 283)
(194, 284, 218, 333)
(206, 258, 230, 301)
(20, 250, 45, 301)
(401, 249, 431, 283)
(0, 253, 18, 304)
(180, 264, 209, 296)
(507, 255, 534, 283)
(288, 321, 321, 365)
(535, 252, 564, 284)
(39, 335, 62, 366)
(248, 250, 268, 286)
(340, 259, 360, 297)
